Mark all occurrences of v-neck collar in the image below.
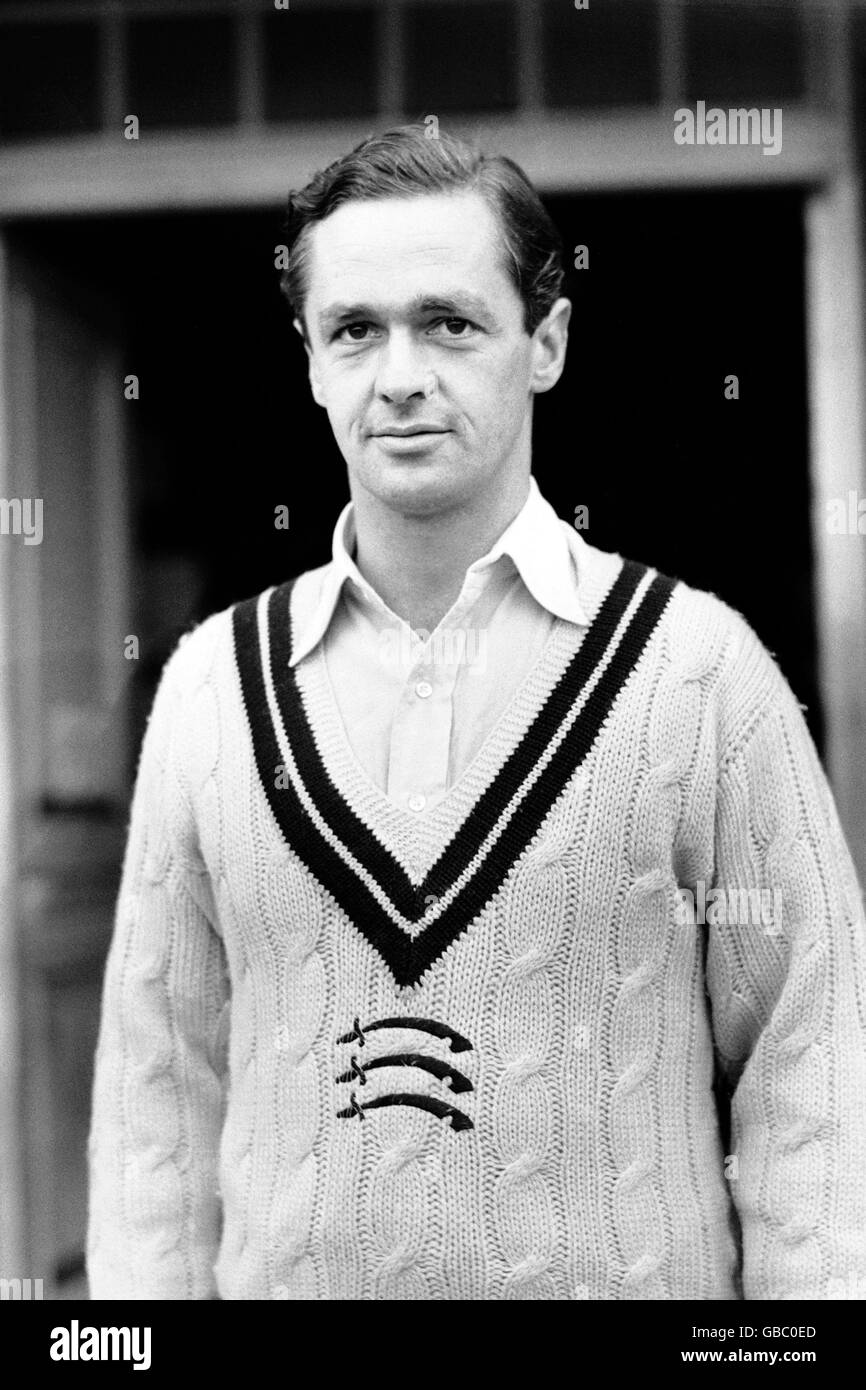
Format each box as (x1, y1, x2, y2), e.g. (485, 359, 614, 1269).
(232, 557, 677, 987)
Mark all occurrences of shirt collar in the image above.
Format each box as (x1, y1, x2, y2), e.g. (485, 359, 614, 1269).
(466, 475, 590, 626)
(289, 475, 590, 667)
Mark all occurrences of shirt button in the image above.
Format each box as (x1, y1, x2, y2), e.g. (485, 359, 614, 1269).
(408, 794, 426, 813)
(415, 680, 433, 699)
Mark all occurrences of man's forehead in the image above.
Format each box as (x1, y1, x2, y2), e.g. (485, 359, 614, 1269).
(306, 191, 503, 292)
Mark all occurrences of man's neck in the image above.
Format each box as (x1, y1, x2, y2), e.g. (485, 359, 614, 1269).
(351, 472, 531, 634)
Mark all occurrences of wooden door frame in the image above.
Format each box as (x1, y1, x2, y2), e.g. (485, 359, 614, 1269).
(0, 244, 130, 1291)
(0, 234, 26, 1282)
(804, 172, 866, 890)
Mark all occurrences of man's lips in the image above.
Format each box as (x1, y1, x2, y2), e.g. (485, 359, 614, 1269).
(370, 425, 450, 437)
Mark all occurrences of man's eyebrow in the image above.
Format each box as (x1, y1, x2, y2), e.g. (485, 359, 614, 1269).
(318, 292, 494, 334)
(409, 293, 492, 319)
(318, 303, 374, 334)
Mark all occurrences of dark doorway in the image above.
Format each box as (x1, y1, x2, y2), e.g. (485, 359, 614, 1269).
(10, 182, 820, 762)
(538, 186, 818, 753)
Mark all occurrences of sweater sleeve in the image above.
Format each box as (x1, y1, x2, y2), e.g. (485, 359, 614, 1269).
(705, 625, 866, 1301)
(87, 632, 230, 1300)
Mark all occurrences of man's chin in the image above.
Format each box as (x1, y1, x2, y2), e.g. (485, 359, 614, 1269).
(351, 453, 472, 518)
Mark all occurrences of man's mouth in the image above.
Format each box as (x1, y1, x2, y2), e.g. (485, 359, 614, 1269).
(371, 424, 450, 438)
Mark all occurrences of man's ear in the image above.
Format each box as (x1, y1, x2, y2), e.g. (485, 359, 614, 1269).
(294, 316, 326, 408)
(529, 297, 571, 395)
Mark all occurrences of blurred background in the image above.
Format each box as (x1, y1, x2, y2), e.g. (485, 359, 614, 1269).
(0, 0, 865, 1299)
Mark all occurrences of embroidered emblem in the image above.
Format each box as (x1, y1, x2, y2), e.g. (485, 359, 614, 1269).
(334, 1015, 475, 1131)
(336, 1092, 474, 1132)
(336, 1015, 472, 1051)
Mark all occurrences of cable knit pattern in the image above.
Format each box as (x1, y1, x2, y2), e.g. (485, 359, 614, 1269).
(494, 825, 569, 1299)
(87, 541, 866, 1300)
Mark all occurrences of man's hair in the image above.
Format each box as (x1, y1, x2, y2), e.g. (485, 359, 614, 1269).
(279, 125, 565, 338)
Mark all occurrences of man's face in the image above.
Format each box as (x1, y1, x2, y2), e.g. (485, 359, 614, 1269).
(299, 190, 566, 518)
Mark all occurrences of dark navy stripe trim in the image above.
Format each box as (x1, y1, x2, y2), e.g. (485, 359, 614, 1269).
(412, 572, 677, 983)
(265, 556, 649, 918)
(232, 565, 677, 987)
(267, 582, 416, 913)
(233, 595, 418, 972)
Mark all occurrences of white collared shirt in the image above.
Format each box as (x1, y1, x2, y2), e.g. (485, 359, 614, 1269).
(291, 476, 592, 814)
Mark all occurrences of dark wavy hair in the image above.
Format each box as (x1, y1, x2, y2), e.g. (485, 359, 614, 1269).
(279, 125, 565, 339)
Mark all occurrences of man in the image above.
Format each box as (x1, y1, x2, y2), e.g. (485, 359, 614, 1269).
(88, 126, 866, 1300)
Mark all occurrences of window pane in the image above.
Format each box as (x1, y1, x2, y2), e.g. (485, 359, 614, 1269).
(0, 22, 100, 138)
(264, 9, 377, 121)
(127, 16, 237, 130)
(684, 1, 805, 105)
(543, 0, 659, 109)
(405, 2, 517, 115)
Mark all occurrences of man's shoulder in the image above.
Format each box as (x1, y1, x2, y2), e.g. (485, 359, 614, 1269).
(164, 603, 234, 682)
(659, 563, 767, 669)
(581, 539, 791, 727)
(615, 550, 799, 747)
(579, 537, 762, 670)
(165, 562, 332, 679)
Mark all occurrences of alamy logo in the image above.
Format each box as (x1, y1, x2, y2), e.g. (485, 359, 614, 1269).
(50, 1320, 151, 1371)
(0, 497, 42, 545)
(826, 490, 866, 534)
(675, 880, 784, 933)
(335, 1015, 475, 1131)
(674, 102, 782, 157)
(825, 1272, 866, 1299)
(378, 624, 488, 674)
(0, 1277, 43, 1299)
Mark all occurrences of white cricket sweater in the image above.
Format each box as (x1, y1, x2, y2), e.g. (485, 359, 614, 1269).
(86, 543, 866, 1300)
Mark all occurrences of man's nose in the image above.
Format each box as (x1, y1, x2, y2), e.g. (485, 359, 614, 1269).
(374, 332, 435, 404)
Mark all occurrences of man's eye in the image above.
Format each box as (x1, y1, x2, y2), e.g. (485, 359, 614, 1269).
(432, 317, 474, 337)
(337, 323, 375, 342)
